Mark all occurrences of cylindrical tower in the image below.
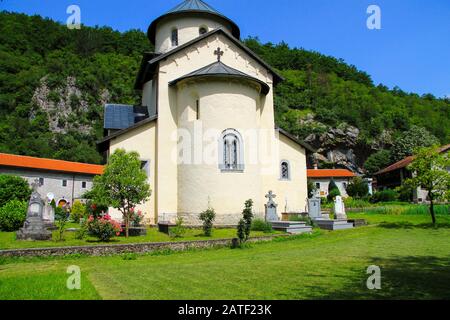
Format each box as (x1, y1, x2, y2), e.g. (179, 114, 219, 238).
(147, 0, 240, 53)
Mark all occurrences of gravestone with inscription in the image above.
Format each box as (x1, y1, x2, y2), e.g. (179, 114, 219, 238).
(16, 179, 52, 240)
(264, 191, 278, 222)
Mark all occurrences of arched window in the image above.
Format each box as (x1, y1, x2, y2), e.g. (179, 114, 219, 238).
(171, 28, 178, 47)
(280, 160, 290, 180)
(199, 26, 208, 35)
(219, 129, 244, 172)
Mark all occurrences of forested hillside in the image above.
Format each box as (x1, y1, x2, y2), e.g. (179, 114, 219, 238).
(1, 12, 449, 172)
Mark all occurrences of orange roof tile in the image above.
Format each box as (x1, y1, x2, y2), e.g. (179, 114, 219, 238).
(307, 169, 356, 178)
(0, 153, 104, 175)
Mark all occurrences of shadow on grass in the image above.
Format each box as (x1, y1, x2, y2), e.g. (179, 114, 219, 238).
(377, 222, 450, 229)
(296, 255, 450, 300)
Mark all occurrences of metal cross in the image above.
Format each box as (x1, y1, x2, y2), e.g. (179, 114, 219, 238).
(214, 47, 224, 62)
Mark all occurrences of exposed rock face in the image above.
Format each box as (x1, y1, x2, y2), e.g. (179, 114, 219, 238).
(305, 125, 364, 174)
(31, 76, 104, 134)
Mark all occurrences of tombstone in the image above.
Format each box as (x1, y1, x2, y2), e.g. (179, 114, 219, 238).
(16, 179, 52, 240)
(334, 196, 347, 220)
(265, 191, 279, 222)
(308, 197, 322, 219)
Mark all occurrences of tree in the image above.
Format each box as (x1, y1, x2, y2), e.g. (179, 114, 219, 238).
(403, 146, 450, 225)
(242, 199, 254, 242)
(346, 177, 369, 199)
(199, 207, 216, 237)
(91, 149, 151, 237)
(391, 126, 440, 162)
(364, 149, 392, 175)
(0, 174, 32, 207)
(327, 179, 341, 201)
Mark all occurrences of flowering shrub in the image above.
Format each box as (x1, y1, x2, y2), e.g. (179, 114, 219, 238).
(130, 208, 144, 226)
(86, 214, 122, 242)
(85, 200, 108, 219)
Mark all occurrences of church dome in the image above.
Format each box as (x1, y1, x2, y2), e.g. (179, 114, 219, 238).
(148, 0, 240, 52)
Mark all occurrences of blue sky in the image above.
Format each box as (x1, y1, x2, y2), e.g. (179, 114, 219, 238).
(1, 0, 449, 97)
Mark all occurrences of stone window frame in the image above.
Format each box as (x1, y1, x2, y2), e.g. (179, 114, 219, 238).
(218, 128, 245, 173)
(280, 160, 291, 181)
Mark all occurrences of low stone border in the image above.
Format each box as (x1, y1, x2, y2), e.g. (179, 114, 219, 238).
(0, 234, 291, 258)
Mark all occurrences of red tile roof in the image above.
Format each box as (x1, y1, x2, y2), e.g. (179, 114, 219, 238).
(375, 144, 450, 176)
(307, 169, 356, 178)
(0, 153, 104, 175)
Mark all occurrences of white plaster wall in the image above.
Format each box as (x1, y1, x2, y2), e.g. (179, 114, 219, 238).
(175, 80, 264, 216)
(155, 16, 233, 53)
(0, 167, 94, 204)
(309, 178, 351, 198)
(108, 121, 157, 223)
(263, 134, 308, 215)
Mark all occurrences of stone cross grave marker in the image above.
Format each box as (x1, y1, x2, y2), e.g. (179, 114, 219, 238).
(265, 190, 279, 222)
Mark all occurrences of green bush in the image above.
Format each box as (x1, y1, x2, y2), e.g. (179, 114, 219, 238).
(169, 217, 186, 238)
(371, 189, 399, 203)
(0, 199, 28, 231)
(346, 177, 369, 199)
(86, 215, 122, 242)
(251, 218, 272, 233)
(70, 200, 86, 223)
(327, 188, 341, 202)
(0, 175, 31, 207)
(199, 207, 216, 237)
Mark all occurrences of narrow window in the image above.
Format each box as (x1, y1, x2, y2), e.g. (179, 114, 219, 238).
(171, 28, 178, 47)
(39, 177, 44, 186)
(280, 161, 290, 180)
(199, 26, 208, 35)
(219, 129, 244, 172)
(62, 180, 67, 187)
(196, 99, 200, 120)
(316, 182, 320, 189)
(82, 181, 87, 189)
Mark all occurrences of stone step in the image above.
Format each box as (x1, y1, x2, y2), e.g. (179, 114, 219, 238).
(270, 221, 312, 234)
(313, 219, 354, 231)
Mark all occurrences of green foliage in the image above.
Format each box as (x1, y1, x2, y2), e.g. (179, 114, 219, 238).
(86, 215, 122, 242)
(307, 180, 317, 198)
(55, 209, 69, 241)
(91, 149, 151, 237)
(327, 184, 341, 202)
(364, 150, 392, 175)
(199, 207, 216, 237)
(70, 200, 86, 223)
(0, 200, 27, 231)
(391, 126, 440, 162)
(403, 146, 450, 224)
(346, 177, 369, 199)
(328, 179, 338, 193)
(240, 199, 254, 243)
(0, 175, 31, 207)
(371, 189, 399, 203)
(236, 219, 246, 244)
(251, 218, 273, 233)
(169, 217, 187, 239)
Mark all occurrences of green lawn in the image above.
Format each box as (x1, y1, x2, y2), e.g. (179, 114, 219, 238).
(1, 212, 449, 300)
(0, 224, 276, 250)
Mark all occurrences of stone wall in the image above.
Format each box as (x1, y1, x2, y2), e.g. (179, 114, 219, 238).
(158, 212, 265, 226)
(0, 234, 289, 258)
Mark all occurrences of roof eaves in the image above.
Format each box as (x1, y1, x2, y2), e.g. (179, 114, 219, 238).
(276, 127, 316, 153)
(97, 115, 158, 145)
(147, 28, 284, 84)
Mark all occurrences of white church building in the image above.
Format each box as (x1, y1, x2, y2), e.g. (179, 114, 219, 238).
(98, 0, 314, 225)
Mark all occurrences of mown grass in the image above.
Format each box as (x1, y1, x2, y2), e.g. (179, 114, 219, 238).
(0, 225, 277, 250)
(1, 212, 450, 300)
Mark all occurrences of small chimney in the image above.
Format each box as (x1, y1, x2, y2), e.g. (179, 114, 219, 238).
(313, 162, 318, 170)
